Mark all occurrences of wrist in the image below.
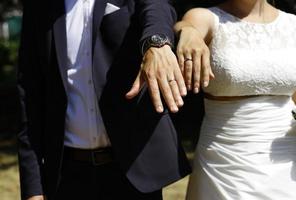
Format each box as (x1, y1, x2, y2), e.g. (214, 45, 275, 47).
(175, 21, 194, 33)
(145, 44, 171, 55)
(27, 195, 44, 200)
(181, 25, 201, 35)
(178, 25, 204, 42)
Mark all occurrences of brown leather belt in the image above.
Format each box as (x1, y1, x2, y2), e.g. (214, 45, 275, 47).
(63, 146, 113, 166)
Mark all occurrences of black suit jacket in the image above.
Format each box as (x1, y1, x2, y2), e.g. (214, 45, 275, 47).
(17, 0, 191, 199)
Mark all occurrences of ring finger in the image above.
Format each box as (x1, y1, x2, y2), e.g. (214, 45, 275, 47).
(192, 54, 201, 93)
(184, 54, 193, 90)
(159, 78, 179, 113)
(168, 77, 184, 107)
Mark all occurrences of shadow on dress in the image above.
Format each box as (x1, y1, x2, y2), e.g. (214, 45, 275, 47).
(270, 118, 296, 181)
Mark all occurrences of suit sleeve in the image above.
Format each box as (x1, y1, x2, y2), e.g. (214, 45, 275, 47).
(136, 0, 177, 45)
(17, 2, 45, 199)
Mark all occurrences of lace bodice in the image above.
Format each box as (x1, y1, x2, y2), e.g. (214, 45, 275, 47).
(203, 7, 296, 96)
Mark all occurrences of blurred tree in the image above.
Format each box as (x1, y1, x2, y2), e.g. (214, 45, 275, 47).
(0, 1, 22, 136)
(0, 0, 21, 21)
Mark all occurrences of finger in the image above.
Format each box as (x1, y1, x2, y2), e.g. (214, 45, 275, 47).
(159, 77, 179, 113)
(192, 54, 201, 94)
(174, 67, 187, 97)
(184, 54, 193, 90)
(209, 67, 215, 80)
(201, 52, 211, 87)
(168, 79, 184, 107)
(146, 75, 164, 113)
(177, 50, 185, 75)
(126, 72, 144, 99)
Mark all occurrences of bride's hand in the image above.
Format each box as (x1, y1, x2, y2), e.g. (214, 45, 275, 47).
(176, 25, 215, 93)
(27, 195, 45, 200)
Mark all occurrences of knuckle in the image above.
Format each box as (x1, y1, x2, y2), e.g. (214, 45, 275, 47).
(194, 81, 200, 87)
(176, 49, 183, 55)
(191, 48, 198, 54)
(156, 69, 165, 78)
(183, 49, 190, 55)
(202, 48, 210, 55)
(146, 70, 155, 80)
(194, 48, 202, 55)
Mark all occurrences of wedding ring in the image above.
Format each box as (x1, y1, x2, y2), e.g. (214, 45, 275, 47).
(184, 58, 193, 62)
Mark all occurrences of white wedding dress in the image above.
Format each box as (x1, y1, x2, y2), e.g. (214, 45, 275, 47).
(186, 7, 296, 200)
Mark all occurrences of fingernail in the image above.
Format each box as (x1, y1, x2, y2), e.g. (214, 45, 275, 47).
(171, 105, 179, 113)
(194, 87, 199, 94)
(157, 106, 163, 113)
(178, 99, 184, 106)
(203, 81, 209, 87)
(187, 85, 192, 90)
(181, 87, 187, 96)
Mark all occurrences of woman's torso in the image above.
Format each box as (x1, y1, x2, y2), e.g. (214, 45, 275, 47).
(187, 10, 296, 199)
(204, 7, 296, 97)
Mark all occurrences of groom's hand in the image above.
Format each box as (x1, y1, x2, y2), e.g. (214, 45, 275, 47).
(126, 45, 187, 113)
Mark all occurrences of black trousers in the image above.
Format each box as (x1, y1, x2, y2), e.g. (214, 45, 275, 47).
(54, 156, 162, 200)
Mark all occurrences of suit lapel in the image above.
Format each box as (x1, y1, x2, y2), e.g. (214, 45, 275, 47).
(52, 0, 68, 90)
(92, 0, 108, 50)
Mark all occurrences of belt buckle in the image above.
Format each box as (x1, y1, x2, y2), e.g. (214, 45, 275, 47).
(91, 149, 105, 166)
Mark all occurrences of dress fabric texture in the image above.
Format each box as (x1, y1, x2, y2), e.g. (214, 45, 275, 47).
(187, 7, 296, 200)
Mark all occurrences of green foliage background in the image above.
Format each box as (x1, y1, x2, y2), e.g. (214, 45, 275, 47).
(0, 40, 18, 85)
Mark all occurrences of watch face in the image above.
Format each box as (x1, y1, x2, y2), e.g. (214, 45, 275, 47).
(151, 34, 165, 45)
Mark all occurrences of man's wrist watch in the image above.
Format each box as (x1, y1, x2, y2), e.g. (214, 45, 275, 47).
(141, 34, 173, 55)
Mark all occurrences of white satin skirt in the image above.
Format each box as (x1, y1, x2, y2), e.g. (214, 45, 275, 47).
(186, 96, 296, 200)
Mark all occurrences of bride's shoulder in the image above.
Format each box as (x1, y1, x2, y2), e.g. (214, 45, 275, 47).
(279, 10, 296, 23)
(276, 11, 296, 33)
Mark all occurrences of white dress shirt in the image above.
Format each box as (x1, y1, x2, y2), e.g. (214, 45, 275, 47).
(64, 0, 111, 149)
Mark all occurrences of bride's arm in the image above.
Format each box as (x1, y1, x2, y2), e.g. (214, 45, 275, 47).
(292, 92, 296, 104)
(175, 8, 215, 42)
(174, 8, 216, 93)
